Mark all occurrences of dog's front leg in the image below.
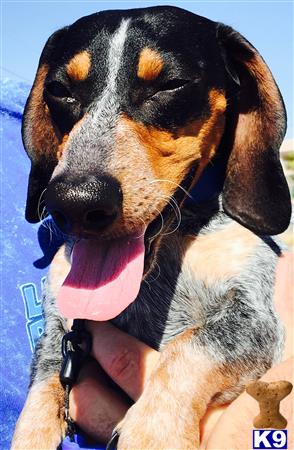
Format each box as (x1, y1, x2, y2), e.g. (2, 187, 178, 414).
(11, 373, 65, 450)
(116, 305, 281, 450)
(11, 321, 66, 450)
(116, 329, 224, 450)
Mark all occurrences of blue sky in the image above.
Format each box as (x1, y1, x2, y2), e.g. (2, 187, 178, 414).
(2, 0, 293, 137)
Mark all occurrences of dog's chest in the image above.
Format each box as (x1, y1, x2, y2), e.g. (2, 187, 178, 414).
(111, 233, 212, 350)
(111, 218, 266, 351)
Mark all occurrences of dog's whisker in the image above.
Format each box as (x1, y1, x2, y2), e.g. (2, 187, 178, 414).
(161, 209, 182, 235)
(161, 194, 182, 222)
(37, 189, 66, 241)
(161, 218, 181, 236)
(43, 216, 54, 243)
(157, 196, 179, 223)
(148, 208, 165, 241)
(143, 262, 161, 289)
(40, 206, 48, 224)
(134, 217, 148, 239)
(40, 214, 64, 243)
(37, 188, 47, 222)
(40, 212, 54, 237)
(143, 278, 152, 290)
(145, 261, 161, 286)
(148, 179, 193, 199)
(50, 221, 67, 241)
(156, 195, 182, 236)
(48, 223, 54, 244)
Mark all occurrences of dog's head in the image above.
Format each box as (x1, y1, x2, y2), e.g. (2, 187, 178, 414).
(23, 6, 291, 319)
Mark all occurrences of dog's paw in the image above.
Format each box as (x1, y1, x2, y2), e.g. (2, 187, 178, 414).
(11, 374, 66, 450)
(111, 401, 198, 450)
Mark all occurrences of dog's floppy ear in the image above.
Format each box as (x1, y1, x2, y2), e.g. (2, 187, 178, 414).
(217, 24, 291, 235)
(22, 28, 68, 223)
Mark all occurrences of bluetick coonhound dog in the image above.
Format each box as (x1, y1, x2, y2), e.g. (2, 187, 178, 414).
(12, 5, 291, 450)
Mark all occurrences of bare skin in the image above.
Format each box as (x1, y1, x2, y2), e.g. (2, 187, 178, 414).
(69, 252, 293, 448)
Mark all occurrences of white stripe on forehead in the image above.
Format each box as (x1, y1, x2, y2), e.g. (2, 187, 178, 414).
(106, 19, 130, 90)
(94, 18, 130, 112)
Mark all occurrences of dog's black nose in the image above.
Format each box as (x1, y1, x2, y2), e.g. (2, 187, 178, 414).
(45, 174, 122, 235)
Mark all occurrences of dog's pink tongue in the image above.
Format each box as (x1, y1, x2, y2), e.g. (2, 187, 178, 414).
(57, 236, 145, 320)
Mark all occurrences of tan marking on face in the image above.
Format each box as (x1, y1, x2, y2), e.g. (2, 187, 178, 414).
(25, 64, 59, 158)
(190, 89, 227, 186)
(183, 222, 259, 282)
(104, 89, 226, 236)
(66, 51, 91, 81)
(57, 134, 69, 159)
(11, 373, 65, 449)
(137, 48, 164, 81)
(119, 89, 226, 198)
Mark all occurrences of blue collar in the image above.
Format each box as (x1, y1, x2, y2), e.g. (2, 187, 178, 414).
(185, 158, 226, 205)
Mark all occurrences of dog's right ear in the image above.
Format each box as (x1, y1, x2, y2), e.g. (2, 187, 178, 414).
(217, 24, 291, 235)
(22, 28, 68, 223)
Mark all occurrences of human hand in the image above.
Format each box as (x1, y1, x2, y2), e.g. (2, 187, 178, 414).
(69, 321, 160, 443)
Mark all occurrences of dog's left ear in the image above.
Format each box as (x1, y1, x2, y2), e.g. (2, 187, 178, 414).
(217, 24, 291, 235)
(22, 28, 68, 223)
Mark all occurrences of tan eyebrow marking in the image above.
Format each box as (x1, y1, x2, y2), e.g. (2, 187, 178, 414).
(66, 51, 91, 81)
(137, 48, 164, 81)
(120, 89, 226, 188)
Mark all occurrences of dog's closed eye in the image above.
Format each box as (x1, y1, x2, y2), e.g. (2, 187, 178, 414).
(157, 78, 190, 92)
(144, 78, 192, 103)
(44, 80, 81, 134)
(45, 80, 76, 102)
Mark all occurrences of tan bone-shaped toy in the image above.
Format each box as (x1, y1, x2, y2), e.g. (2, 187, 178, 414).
(246, 380, 293, 429)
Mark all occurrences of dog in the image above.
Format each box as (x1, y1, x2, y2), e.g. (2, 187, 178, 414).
(12, 5, 291, 449)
